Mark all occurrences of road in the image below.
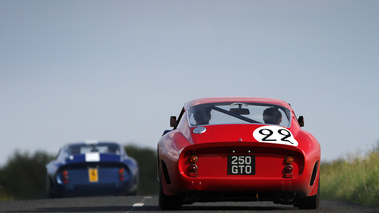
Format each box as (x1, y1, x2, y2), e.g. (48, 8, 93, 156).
(0, 196, 378, 212)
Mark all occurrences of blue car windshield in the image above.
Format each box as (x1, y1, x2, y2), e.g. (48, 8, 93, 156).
(188, 102, 291, 127)
(67, 143, 121, 155)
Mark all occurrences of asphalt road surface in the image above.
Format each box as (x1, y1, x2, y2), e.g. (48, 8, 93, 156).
(0, 196, 378, 213)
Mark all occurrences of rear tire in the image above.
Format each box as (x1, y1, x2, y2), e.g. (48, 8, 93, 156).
(296, 179, 320, 209)
(158, 174, 182, 210)
(47, 179, 57, 198)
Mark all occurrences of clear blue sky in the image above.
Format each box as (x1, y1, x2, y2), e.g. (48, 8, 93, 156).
(1, 1, 378, 165)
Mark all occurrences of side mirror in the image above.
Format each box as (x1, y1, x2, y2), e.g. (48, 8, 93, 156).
(298, 116, 304, 127)
(170, 116, 178, 127)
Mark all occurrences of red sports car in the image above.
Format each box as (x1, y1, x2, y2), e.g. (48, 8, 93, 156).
(157, 97, 320, 210)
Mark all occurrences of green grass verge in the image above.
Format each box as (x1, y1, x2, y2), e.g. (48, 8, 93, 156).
(320, 143, 379, 206)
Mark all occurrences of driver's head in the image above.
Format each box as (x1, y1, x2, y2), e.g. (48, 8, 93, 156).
(194, 106, 212, 125)
(263, 107, 282, 125)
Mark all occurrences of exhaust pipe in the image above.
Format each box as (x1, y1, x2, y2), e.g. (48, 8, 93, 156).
(281, 192, 296, 204)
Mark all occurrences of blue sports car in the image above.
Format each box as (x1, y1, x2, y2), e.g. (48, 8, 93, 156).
(46, 141, 139, 197)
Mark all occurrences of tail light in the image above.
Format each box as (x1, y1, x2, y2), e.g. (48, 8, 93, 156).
(285, 156, 294, 165)
(189, 164, 198, 172)
(284, 156, 294, 178)
(285, 165, 293, 173)
(190, 155, 199, 164)
(119, 168, 125, 181)
(189, 155, 198, 177)
(62, 170, 69, 184)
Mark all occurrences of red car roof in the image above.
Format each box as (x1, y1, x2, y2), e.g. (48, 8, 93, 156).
(185, 97, 291, 110)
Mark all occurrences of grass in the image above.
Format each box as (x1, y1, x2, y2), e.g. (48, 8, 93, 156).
(0, 187, 13, 201)
(320, 142, 379, 206)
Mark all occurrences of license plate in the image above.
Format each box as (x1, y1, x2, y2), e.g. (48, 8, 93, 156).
(227, 155, 255, 175)
(88, 168, 98, 182)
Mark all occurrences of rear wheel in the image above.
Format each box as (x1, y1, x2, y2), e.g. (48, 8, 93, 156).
(296, 179, 320, 209)
(47, 178, 58, 198)
(158, 173, 182, 210)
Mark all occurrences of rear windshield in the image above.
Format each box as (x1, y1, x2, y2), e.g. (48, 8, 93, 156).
(67, 143, 121, 155)
(188, 102, 291, 127)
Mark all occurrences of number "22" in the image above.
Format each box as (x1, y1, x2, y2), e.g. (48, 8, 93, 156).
(259, 128, 293, 144)
(253, 126, 298, 146)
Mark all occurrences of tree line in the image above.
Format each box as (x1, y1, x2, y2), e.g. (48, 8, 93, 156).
(0, 145, 158, 200)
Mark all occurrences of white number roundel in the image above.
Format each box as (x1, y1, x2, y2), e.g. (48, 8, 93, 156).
(253, 126, 298, 146)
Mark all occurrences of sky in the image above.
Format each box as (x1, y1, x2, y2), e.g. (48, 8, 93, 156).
(1, 1, 378, 166)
